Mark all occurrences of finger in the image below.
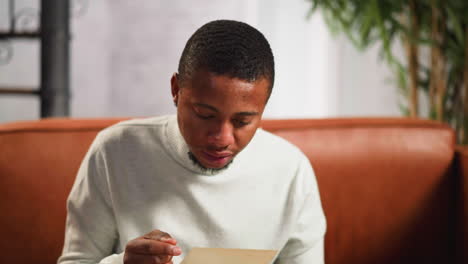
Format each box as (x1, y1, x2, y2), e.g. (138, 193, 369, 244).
(143, 230, 172, 240)
(158, 236, 177, 245)
(144, 230, 178, 245)
(126, 239, 182, 256)
(157, 254, 173, 263)
(124, 252, 166, 264)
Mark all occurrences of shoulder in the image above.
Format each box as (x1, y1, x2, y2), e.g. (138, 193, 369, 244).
(251, 128, 306, 161)
(93, 115, 173, 150)
(98, 115, 171, 137)
(249, 128, 316, 194)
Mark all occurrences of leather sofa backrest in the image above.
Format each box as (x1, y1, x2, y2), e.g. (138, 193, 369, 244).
(0, 119, 122, 264)
(0, 118, 456, 264)
(261, 118, 455, 264)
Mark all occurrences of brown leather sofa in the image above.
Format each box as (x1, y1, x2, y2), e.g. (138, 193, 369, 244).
(0, 117, 466, 264)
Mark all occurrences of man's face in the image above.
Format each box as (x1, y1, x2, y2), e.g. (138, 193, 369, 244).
(171, 69, 270, 170)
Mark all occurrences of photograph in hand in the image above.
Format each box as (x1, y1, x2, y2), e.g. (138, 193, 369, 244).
(181, 248, 277, 264)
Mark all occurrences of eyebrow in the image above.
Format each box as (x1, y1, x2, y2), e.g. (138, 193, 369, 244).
(236, 111, 259, 116)
(195, 103, 219, 112)
(194, 103, 259, 116)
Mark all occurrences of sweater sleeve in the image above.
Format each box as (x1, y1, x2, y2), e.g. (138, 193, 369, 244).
(275, 155, 327, 264)
(58, 134, 121, 264)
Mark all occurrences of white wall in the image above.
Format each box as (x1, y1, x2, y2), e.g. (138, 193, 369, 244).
(335, 39, 402, 117)
(0, 0, 402, 123)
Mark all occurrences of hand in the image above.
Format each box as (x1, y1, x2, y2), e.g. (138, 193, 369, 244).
(124, 229, 182, 264)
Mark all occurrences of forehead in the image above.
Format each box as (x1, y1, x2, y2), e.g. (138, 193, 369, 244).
(179, 70, 270, 115)
(183, 70, 270, 101)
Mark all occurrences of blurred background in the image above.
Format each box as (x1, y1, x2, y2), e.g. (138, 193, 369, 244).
(0, 0, 468, 141)
(0, 0, 404, 123)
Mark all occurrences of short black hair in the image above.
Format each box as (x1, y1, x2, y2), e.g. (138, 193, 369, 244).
(177, 20, 275, 97)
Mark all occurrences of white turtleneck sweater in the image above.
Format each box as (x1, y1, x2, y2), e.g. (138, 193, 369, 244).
(58, 115, 326, 264)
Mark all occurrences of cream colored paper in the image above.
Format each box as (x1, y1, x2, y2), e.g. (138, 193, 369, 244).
(181, 247, 278, 264)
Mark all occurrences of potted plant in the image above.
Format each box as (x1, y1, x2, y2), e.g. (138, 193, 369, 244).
(307, 0, 468, 143)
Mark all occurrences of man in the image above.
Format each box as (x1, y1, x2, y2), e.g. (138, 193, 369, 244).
(58, 20, 326, 264)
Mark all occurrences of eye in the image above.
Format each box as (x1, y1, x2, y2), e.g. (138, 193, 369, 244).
(233, 119, 251, 127)
(195, 113, 215, 120)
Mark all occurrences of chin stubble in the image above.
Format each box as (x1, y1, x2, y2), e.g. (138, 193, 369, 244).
(187, 151, 233, 173)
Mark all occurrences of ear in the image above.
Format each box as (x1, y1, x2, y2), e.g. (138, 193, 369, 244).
(171, 73, 180, 107)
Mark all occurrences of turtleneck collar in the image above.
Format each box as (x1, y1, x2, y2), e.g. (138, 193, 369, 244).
(164, 115, 226, 176)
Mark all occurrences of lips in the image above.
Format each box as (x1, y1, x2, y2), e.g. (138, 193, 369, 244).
(203, 151, 232, 158)
(200, 150, 233, 167)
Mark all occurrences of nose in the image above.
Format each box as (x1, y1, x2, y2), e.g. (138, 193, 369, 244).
(208, 121, 234, 149)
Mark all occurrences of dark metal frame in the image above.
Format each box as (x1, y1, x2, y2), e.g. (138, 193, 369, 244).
(0, 0, 70, 117)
